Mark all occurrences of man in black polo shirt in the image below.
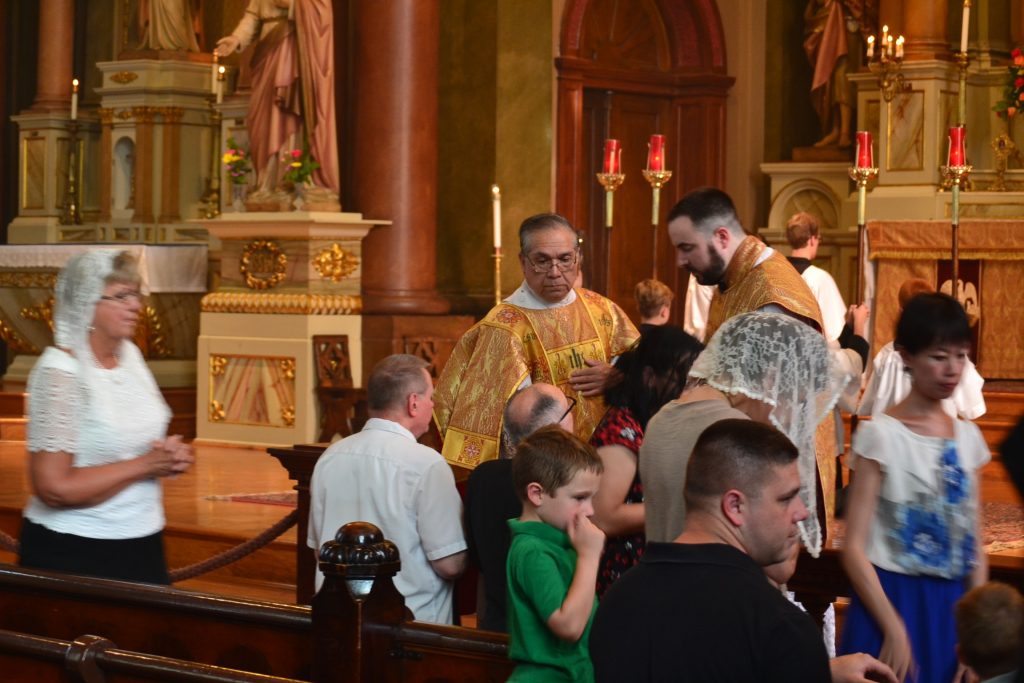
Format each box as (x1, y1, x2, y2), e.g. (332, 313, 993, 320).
(591, 419, 893, 683)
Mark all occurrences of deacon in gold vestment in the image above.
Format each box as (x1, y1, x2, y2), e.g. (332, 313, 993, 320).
(434, 214, 638, 469)
(667, 188, 847, 531)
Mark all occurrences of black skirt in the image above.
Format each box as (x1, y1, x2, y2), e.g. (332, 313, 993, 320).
(18, 517, 171, 585)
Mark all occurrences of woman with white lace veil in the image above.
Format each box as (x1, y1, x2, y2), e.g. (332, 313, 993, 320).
(18, 251, 194, 584)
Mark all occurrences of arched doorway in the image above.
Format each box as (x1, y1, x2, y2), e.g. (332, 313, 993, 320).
(556, 0, 733, 322)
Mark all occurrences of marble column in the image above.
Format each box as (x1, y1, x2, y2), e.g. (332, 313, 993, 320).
(157, 107, 184, 223)
(97, 108, 113, 222)
(31, 0, 75, 112)
(352, 0, 449, 314)
(132, 106, 156, 225)
(901, 0, 949, 60)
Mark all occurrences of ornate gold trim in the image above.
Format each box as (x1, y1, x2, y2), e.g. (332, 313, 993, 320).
(200, 292, 362, 315)
(97, 108, 116, 125)
(110, 71, 139, 84)
(209, 399, 225, 422)
(239, 239, 288, 290)
(115, 109, 134, 120)
(281, 406, 295, 427)
(312, 243, 359, 282)
(279, 358, 296, 380)
(0, 271, 58, 288)
(0, 316, 39, 355)
(210, 355, 227, 376)
(140, 305, 172, 359)
(19, 296, 54, 333)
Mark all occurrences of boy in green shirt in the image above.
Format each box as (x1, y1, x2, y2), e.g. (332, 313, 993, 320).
(506, 426, 605, 682)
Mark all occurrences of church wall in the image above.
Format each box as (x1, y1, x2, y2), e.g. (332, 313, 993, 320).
(436, 0, 554, 312)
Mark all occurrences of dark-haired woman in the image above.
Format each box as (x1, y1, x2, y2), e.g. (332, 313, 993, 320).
(840, 293, 989, 683)
(589, 325, 703, 596)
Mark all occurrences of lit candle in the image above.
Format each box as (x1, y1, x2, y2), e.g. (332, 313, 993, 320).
(960, 1, 971, 54)
(647, 134, 665, 172)
(216, 65, 225, 104)
(211, 52, 219, 94)
(602, 139, 621, 175)
(866, 36, 875, 60)
(948, 126, 966, 166)
(70, 78, 79, 121)
(855, 131, 873, 169)
(887, 34, 894, 57)
(882, 25, 889, 48)
(896, 36, 904, 60)
(491, 184, 501, 250)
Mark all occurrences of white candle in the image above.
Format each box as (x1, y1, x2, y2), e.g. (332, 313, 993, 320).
(887, 34, 894, 57)
(959, 1, 971, 54)
(882, 25, 889, 47)
(896, 36, 904, 60)
(491, 184, 501, 250)
(70, 78, 78, 120)
(866, 36, 874, 60)
(216, 66, 225, 104)
(211, 53, 219, 94)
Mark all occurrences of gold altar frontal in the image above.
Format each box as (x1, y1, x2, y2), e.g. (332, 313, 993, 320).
(868, 219, 1024, 379)
(197, 211, 386, 446)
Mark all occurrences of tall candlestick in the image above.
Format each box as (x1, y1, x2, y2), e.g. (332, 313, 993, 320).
(211, 52, 219, 94)
(216, 65, 225, 105)
(70, 78, 79, 121)
(647, 134, 665, 172)
(602, 139, 621, 175)
(960, 0, 971, 54)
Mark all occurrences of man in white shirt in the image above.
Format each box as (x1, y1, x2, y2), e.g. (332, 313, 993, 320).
(784, 212, 847, 344)
(308, 354, 467, 624)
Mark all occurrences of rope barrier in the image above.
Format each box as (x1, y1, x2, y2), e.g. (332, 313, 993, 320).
(0, 512, 299, 584)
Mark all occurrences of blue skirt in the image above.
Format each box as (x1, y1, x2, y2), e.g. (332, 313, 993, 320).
(839, 566, 966, 683)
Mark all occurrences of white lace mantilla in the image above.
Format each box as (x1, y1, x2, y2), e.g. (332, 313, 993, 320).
(689, 311, 850, 557)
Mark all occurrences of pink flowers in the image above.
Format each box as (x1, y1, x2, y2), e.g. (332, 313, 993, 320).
(994, 48, 1024, 118)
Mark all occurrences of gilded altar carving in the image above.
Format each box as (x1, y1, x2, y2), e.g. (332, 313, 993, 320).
(209, 399, 226, 422)
(0, 272, 57, 288)
(312, 243, 359, 282)
(136, 305, 173, 359)
(110, 71, 139, 84)
(279, 358, 296, 380)
(281, 406, 296, 427)
(200, 291, 362, 315)
(210, 355, 227, 376)
(239, 239, 288, 290)
(208, 354, 297, 428)
(0, 316, 39, 355)
(20, 297, 55, 333)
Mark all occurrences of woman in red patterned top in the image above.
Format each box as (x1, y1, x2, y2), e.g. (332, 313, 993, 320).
(590, 325, 703, 596)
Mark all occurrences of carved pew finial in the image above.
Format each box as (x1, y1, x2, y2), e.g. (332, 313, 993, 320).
(312, 522, 408, 683)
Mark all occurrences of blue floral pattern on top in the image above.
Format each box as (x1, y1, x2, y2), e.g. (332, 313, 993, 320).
(881, 439, 976, 579)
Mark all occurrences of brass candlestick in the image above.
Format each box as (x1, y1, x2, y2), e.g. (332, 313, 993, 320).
(642, 169, 672, 279)
(200, 68, 226, 219)
(955, 51, 969, 126)
(596, 172, 625, 228)
(492, 248, 503, 306)
(848, 165, 879, 302)
(940, 163, 972, 296)
(60, 121, 82, 225)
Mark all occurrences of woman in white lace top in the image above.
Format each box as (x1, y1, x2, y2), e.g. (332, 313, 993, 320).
(18, 251, 194, 584)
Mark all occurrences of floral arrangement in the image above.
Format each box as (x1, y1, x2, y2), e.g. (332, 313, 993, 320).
(993, 47, 1024, 119)
(222, 138, 252, 185)
(281, 146, 320, 186)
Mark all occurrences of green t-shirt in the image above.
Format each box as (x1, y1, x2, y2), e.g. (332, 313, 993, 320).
(505, 519, 596, 682)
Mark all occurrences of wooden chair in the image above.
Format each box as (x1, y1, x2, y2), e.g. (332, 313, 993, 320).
(312, 335, 368, 442)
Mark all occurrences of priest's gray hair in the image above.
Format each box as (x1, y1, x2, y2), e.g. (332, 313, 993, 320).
(518, 213, 577, 253)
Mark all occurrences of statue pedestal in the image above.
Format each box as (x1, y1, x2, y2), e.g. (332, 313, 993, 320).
(196, 211, 385, 446)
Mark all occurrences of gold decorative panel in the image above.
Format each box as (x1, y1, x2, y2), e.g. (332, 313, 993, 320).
(312, 243, 360, 282)
(886, 91, 925, 172)
(200, 291, 362, 315)
(110, 71, 139, 84)
(208, 354, 297, 428)
(240, 240, 287, 290)
(22, 137, 46, 210)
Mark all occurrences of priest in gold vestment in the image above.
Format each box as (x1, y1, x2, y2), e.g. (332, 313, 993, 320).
(666, 187, 846, 530)
(434, 214, 639, 469)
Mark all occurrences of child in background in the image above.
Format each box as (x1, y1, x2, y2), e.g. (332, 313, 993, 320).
(506, 426, 604, 682)
(858, 278, 986, 420)
(841, 292, 990, 683)
(633, 278, 674, 334)
(955, 582, 1023, 683)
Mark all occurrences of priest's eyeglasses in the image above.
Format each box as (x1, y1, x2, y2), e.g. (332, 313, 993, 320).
(524, 250, 579, 274)
(100, 291, 143, 305)
(559, 395, 577, 423)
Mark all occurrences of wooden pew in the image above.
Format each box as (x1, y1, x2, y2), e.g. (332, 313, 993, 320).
(0, 629, 305, 682)
(0, 521, 513, 682)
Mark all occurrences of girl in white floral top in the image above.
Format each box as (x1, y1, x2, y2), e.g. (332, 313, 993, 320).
(840, 293, 989, 683)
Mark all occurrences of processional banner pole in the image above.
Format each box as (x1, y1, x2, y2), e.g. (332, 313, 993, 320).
(642, 134, 671, 281)
(848, 132, 878, 303)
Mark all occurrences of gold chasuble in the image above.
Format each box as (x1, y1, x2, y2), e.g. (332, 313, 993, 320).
(705, 236, 823, 341)
(703, 236, 839, 526)
(434, 288, 639, 469)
